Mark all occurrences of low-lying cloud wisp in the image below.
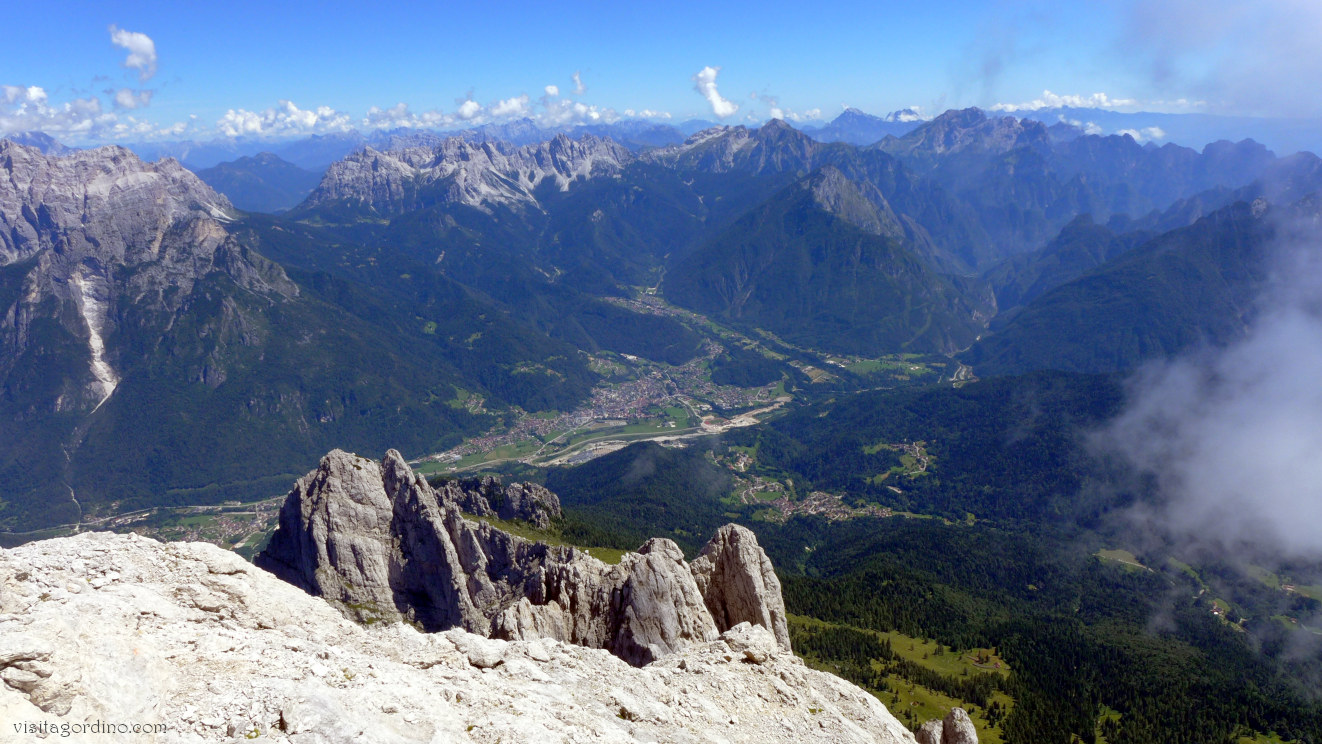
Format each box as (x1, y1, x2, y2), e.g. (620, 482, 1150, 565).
(1095, 204, 1322, 564)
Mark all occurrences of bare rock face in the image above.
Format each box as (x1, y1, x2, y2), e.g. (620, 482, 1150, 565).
(2, 532, 921, 743)
(436, 474, 561, 529)
(258, 449, 791, 667)
(690, 523, 792, 651)
(0, 141, 295, 413)
(916, 719, 945, 744)
(917, 708, 980, 744)
(304, 133, 632, 215)
(941, 708, 979, 744)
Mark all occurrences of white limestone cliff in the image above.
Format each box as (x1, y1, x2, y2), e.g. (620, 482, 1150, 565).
(0, 532, 919, 743)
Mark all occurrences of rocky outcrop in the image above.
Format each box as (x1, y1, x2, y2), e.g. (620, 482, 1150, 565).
(916, 708, 979, 744)
(257, 449, 790, 667)
(1, 532, 919, 743)
(435, 474, 561, 529)
(916, 720, 945, 744)
(804, 165, 906, 241)
(303, 132, 631, 215)
(690, 523, 792, 651)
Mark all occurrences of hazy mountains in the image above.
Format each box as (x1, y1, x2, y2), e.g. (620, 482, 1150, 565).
(967, 200, 1284, 375)
(194, 152, 323, 212)
(4, 107, 1319, 529)
(667, 166, 994, 354)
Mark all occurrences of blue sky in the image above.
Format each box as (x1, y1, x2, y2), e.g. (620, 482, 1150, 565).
(2, 0, 1317, 144)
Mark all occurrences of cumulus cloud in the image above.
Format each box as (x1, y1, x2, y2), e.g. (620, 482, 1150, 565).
(545, 85, 559, 97)
(692, 66, 738, 118)
(991, 90, 1138, 113)
(1095, 208, 1322, 562)
(3, 85, 47, 106)
(572, 71, 585, 96)
(0, 85, 113, 140)
(884, 107, 928, 123)
(1116, 126, 1166, 143)
(456, 98, 482, 121)
(1059, 116, 1104, 135)
(108, 25, 157, 82)
(539, 96, 619, 127)
(216, 100, 352, 137)
(751, 93, 820, 123)
(112, 88, 153, 110)
(623, 109, 672, 119)
(490, 95, 531, 118)
(362, 103, 449, 130)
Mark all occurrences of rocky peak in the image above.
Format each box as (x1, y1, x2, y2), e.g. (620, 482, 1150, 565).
(2, 130, 74, 155)
(303, 133, 632, 216)
(803, 166, 906, 240)
(0, 141, 235, 264)
(257, 449, 793, 667)
(916, 707, 979, 744)
(690, 524, 792, 650)
(885, 107, 1051, 159)
(644, 118, 822, 175)
(0, 141, 294, 412)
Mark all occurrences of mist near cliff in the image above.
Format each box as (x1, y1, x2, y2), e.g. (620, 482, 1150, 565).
(1095, 206, 1322, 564)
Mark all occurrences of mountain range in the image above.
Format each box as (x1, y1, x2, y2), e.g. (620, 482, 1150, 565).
(4, 105, 1322, 533)
(6, 98, 1322, 744)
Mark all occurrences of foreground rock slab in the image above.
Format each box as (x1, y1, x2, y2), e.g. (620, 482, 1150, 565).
(1, 532, 917, 743)
(257, 449, 790, 666)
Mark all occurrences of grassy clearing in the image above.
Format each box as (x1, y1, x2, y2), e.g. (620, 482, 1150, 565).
(1096, 549, 1150, 572)
(1237, 730, 1299, 744)
(467, 514, 626, 565)
(790, 614, 1010, 742)
(1294, 585, 1322, 601)
(846, 356, 939, 378)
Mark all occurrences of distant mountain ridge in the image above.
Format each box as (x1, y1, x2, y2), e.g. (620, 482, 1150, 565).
(302, 133, 632, 215)
(194, 152, 323, 213)
(665, 166, 995, 355)
(965, 198, 1288, 375)
(800, 107, 926, 146)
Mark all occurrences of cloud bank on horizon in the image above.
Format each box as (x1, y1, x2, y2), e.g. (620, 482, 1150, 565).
(3, 1, 1322, 146)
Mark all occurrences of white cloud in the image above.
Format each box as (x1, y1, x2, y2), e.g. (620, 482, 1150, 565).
(539, 98, 619, 127)
(1059, 116, 1104, 135)
(1097, 214, 1322, 562)
(752, 92, 819, 122)
(157, 121, 188, 137)
(884, 107, 928, 123)
(490, 95, 531, 118)
(362, 103, 450, 130)
(456, 99, 482, 120)
(215, 100, 352, 138)
(623, 109, 672, 119)
(692, 66, 739, 118)
(1116, 126, 1167, 143)
(112, 88, 153, 110)
(572, 71, 585, 96)
(991, 90, 1138, 113)
(108, 25, 158, 82)
(0, 85, 114, 141)
(3, 85, 47, 105)
(545, 85, 559, 97)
